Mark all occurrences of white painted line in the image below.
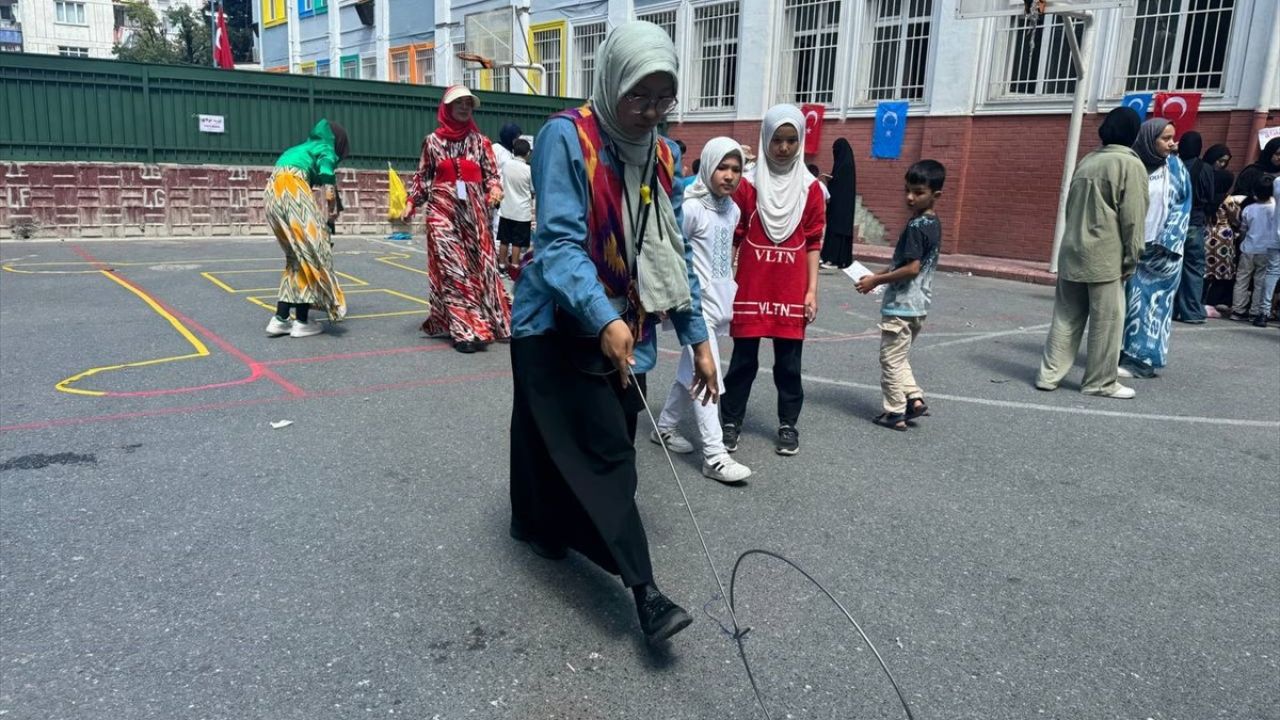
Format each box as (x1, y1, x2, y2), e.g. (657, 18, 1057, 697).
(790, 371, 1280, 429)
(918, 324, 1051, 351)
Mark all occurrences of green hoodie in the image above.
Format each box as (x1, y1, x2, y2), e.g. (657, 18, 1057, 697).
(275, 119, 341, 187)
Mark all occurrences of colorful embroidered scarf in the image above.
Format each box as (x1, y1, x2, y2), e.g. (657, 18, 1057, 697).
(555, 105, 675, 340)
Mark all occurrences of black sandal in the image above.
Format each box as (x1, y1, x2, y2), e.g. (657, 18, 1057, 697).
(873, 412, 909, 431)
(906, 398, 930, 420)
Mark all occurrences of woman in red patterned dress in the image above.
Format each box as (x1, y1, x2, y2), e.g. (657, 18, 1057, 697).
(402, 85, 510, 353)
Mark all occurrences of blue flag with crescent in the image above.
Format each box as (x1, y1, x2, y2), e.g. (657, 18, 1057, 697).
(872, 101, 909, 159)
(1121, 93, 1153, 119)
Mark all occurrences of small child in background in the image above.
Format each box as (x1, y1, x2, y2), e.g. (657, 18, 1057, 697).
(497, 138, 534, 277)
(856, 160, 946, 431)
(1231, 175, 1278, 327)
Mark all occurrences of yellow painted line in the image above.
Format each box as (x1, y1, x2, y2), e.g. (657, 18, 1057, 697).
(201, 271, 241, 294)
(247, 287, 431, 319)
(203, 269, 371, 294)
(375, 253, 430, 276)
(56, 271, 211, 396)
(2, 251, 391, 273)
(2, 265, 101, 275)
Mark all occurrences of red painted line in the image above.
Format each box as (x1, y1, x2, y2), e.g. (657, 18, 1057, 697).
(0, 370, 512, 433)
(71, 245, 306, 398)
(262, 342, 451, 367)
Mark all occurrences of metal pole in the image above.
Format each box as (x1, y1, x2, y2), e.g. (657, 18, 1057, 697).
(210, 1, 217, 67)
(1049, 12, 1093, 275)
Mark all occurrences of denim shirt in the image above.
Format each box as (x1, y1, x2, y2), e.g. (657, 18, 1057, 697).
(511, 118, 708, 373)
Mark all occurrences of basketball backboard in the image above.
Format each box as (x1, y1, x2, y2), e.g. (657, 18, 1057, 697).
(463, 7, 514, 66)
(954, 0, 1127, 19)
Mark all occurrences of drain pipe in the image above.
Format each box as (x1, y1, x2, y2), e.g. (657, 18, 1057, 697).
(1049, 11, 1094, 275)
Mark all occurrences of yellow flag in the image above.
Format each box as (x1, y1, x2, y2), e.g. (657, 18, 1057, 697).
(387, 163, 407, 221)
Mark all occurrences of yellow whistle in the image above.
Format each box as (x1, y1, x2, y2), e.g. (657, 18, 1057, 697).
(640, 185, 652, 205)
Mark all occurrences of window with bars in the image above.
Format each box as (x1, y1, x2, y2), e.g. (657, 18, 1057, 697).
(573, 21, 606, 97)
(638, 9, 677, 41)
(990, 14, 1082, 99)
(391, 51, 411, 83)
(778, 0, 842, 105)
(1121, 0, 1235, 94)
(58, 45, 89, 57)
(341, 55, 358, 79)
(858, 0, 933, 103)
(55, 0, 86, 25)
(316, 59, 331, 77)
(690, 1, 739, 111)
(361, 55, 377, 80)
(415, 46, 434, 85)
(532, 25, 564, 96)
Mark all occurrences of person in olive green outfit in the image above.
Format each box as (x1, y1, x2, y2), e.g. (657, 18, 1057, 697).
(263, 119, 349, 338)
(1035, 107, 1149, 399)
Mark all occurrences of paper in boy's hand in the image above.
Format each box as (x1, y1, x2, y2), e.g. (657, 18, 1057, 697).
(843, 261, 884, 296)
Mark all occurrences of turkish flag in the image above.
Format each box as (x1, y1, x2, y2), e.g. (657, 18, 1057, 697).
(1153, 92, 1200, 140)
(214, 3, 235, 69)
(801, 104, 825, 155)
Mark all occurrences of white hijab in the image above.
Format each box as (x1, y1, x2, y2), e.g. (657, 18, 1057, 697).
(754, 104, 814, 244)
(685, 136, 744, 211)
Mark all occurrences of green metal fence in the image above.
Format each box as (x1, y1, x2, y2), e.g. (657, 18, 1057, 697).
(0, 53, 582, 169)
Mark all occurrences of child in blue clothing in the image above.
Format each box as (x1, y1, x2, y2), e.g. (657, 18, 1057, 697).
(856, 160, 946, 431)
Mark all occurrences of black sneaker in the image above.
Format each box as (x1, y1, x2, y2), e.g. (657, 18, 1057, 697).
(1252, 315, 1269, 328)
(776, 425, 799, 456)
(721, 423, 740, 453)
(634, 584, 692, 642)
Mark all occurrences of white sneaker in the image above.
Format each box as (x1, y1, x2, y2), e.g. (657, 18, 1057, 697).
(702, 454, 752, 484)
(1083, 383, 1136, 399)
(1116, 365, 1134, 378)
(290, 320, 324, 338)
(650, 428, 694, 454)
(265, 316, 293, 337)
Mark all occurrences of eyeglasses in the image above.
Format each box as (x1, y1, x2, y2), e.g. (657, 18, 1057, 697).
(621, 92, 678, 116)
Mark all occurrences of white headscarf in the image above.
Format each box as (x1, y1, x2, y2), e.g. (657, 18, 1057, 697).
(590, 20, 676, 167)
(685, 136, 744, 210)
(754, 104, 814, 244)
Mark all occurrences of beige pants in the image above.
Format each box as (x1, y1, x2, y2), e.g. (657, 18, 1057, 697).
(1036, 278, 1124, 393)
(878, 315, 924, 414)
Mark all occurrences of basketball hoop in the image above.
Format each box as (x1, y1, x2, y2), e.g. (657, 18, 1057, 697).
(455, 51, 494, 70)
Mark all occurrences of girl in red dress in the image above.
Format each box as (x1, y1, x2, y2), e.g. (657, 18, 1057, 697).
(720, 104, 825, 457)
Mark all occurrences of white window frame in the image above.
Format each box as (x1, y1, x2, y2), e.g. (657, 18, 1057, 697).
(58, 45, 90, 57)
(572, 20, 606, 98)
(55, 0, 87, 25)
(637, 7, 678, 42)
(532, 25, 564, 97)
(415, 47, 435, 86)
(1110, 0, 1238, 98)
(987, 13, 1083, 102)
(776, 0, 846, 106)
(392, 53, 410, 83)
(854, 0, 935, 106)
(688, 0, 740, 113)
(360, 54, 377, 81)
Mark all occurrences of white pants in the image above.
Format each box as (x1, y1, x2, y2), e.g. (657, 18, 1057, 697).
(658, 317, 726, 459)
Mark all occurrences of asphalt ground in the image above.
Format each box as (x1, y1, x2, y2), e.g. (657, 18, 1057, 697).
(1, 236, 1277, 720)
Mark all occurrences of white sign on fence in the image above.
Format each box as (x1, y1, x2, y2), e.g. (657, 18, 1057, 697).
(198, 115, 225, 134)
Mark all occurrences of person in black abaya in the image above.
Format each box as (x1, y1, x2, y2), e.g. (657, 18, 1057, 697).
(819, 138, 857, 270)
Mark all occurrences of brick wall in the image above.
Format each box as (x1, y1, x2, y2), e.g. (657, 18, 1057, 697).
(671, 109, 1268, 262)
(0, 162, 398, 240)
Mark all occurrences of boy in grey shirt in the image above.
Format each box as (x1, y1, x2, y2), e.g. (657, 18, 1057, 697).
(856, 160, 945, 431)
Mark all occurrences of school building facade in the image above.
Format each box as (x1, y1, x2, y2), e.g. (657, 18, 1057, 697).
(259, 0, 1280, 263)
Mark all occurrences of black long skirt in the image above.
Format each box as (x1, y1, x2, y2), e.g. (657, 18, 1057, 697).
(508, 334, 654, 587)
(820, 229, 854, 268)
